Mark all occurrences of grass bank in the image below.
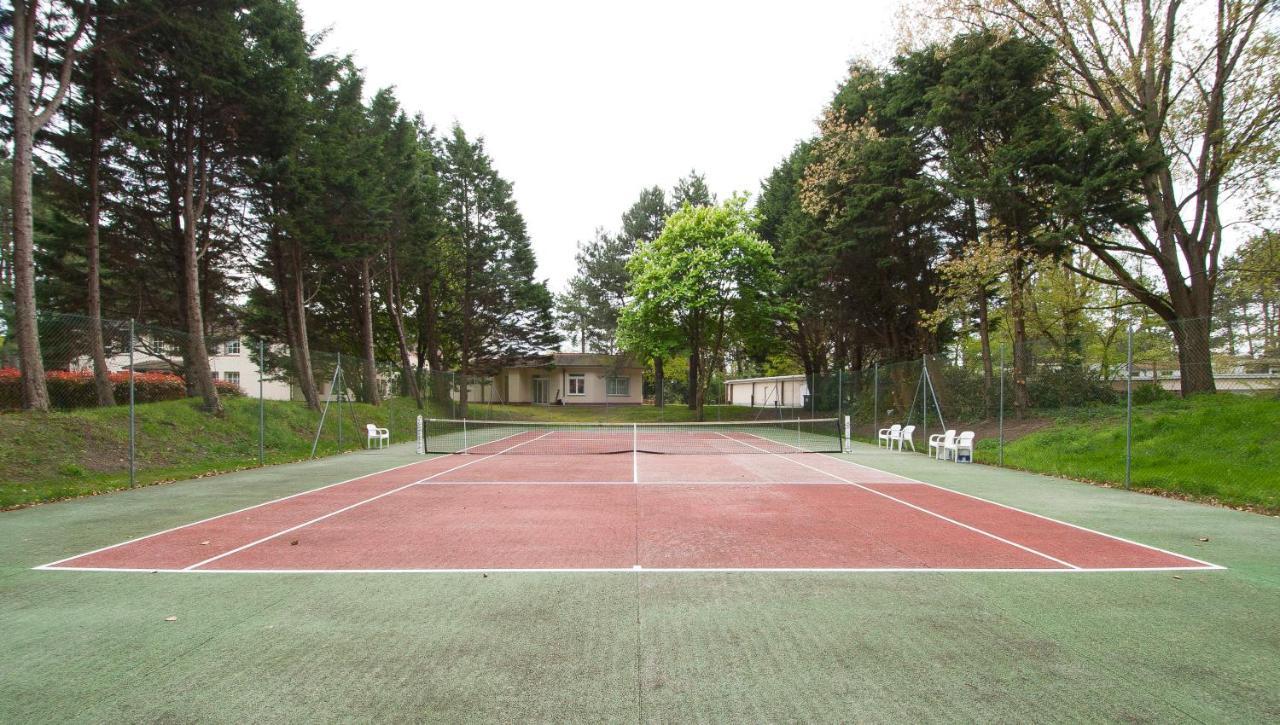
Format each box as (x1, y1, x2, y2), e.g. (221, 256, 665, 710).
(974, 394, 1280, 513)
(0, 396, 428, 509)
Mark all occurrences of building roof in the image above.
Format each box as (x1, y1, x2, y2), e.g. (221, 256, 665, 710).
(500, 352, 641, 369)
(724, 374, 808, 384)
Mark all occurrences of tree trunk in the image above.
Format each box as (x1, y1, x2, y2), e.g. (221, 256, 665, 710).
(86, 51, 114, 407)
(178, 118, 221, 414)
(270, 237, 318, 409)
(181, 209, 220, 414)
(1171, 316, 1215, 396)
(653, 357, 664, 408)
(419, 277, 448, 405)
(687, 350, 699, 411)
(9, 2, 51, 411)
(385, 245, 421, 408)
(358, 257, 381, 405)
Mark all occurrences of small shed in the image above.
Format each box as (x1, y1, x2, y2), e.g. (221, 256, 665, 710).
(723, 374, 809, 408)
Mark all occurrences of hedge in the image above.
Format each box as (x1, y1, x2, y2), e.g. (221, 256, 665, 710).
(0, 368, 244, 410)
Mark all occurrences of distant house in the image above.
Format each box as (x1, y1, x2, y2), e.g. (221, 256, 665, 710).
(70, 336, 295, 401)
(456, 352, 644, 405)
(723, 374, 810, 408)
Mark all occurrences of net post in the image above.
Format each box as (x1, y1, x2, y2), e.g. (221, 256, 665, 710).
(128, 318, 136, 488)
(336, 352, 343, 450)
(872, 363, 879, 440)
(1125, 325, 1133, 490)
(632, 423, 638, 455)
(462, 418, 468, 453)
(257, 338, 265, 466)
(843, 415, 850, 453)
(416, 415, 425, 455)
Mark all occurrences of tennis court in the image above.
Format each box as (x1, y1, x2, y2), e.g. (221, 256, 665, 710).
(38, 419, 1218, 574)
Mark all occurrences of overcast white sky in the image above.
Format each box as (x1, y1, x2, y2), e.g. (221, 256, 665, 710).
(296, 0, 901, 290)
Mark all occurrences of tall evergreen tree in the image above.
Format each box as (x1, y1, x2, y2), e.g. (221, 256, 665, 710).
(439, 125, 556, 413)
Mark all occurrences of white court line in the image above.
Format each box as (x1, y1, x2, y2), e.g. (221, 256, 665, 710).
(34, 454, 454, 570)
(816, 447, 1225, 570)
(35, 565, 1220, 575)
(719, 433, 1081, 570)
(179, 432, 556, 571)
(411, 480, 841, 486)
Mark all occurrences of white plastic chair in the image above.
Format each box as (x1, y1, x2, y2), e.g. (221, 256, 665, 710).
(366, 423, 389, 449)
(929, 430, 956, 459)
(877, 424, 901, 449)
(945, 431, 975, 463)
(897, 425, 916, 452)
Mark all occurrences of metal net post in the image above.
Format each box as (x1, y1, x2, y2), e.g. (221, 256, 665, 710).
(129, 319, 136, 487)
(258, 338, 265, 466)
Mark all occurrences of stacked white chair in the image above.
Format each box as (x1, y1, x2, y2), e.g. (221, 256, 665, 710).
(877, 424, 901, 449)
(929, 430, 956, 459)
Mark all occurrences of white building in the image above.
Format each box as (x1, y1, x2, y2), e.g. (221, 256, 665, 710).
(71, 337, 294, 401)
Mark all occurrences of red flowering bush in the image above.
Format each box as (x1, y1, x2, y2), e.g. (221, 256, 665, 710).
(1, 368, 244, 409)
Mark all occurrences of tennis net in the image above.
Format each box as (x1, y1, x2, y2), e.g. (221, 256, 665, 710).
(417, 417, 844, 455)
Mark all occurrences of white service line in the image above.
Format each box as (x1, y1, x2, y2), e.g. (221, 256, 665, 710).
(815, 448, 1225, 570)
(34, 564, 1222, 575)
(180, 432, 556, 571)
(457, 430, 523, 454)
(717, 433, 1082, 570)
(34, 454, 451, 570)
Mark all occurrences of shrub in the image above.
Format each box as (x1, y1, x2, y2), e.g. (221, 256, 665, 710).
(1131, 382, 1174, 405)
(1026, 366, 1117, 409)
(0, 368, 244, 409)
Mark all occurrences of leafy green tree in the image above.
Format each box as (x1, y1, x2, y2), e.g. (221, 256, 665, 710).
(619, 196, 780, 419)
(950, 0, 1280, 394)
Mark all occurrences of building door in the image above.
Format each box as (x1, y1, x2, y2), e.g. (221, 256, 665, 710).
(532, 377, 549, 404)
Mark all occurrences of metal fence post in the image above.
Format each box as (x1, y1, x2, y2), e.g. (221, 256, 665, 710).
(258, 338, 265, 466)
(1125, 326, 1133, 490)
(998, 343, 1005, 467)
(920, 355, 928, 450)
(129, 319, 136, 487)
(337, 352, 343, 450)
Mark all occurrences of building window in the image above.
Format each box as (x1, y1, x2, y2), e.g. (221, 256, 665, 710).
(224, 339, 241, 355)
(224, 371, 240, 385)
(606, 376, 630, 396)
(567, 373, 585, 395)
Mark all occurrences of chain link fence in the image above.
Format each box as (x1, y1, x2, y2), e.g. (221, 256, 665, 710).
(3, 311, 1275, 508)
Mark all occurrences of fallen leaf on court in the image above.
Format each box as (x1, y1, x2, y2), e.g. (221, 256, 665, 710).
(1172, 575, 1182, 580)
(290, 539, 299, 546)
(164, 616, 177, 622)
(199, 540, 210, 546)
(1198, 537, 1210, 542)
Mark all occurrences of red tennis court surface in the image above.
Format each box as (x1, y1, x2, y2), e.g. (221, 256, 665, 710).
(37, 447, 1220, 573)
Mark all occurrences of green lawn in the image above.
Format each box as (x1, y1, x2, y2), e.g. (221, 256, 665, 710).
(975, 394, 1280, 513)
